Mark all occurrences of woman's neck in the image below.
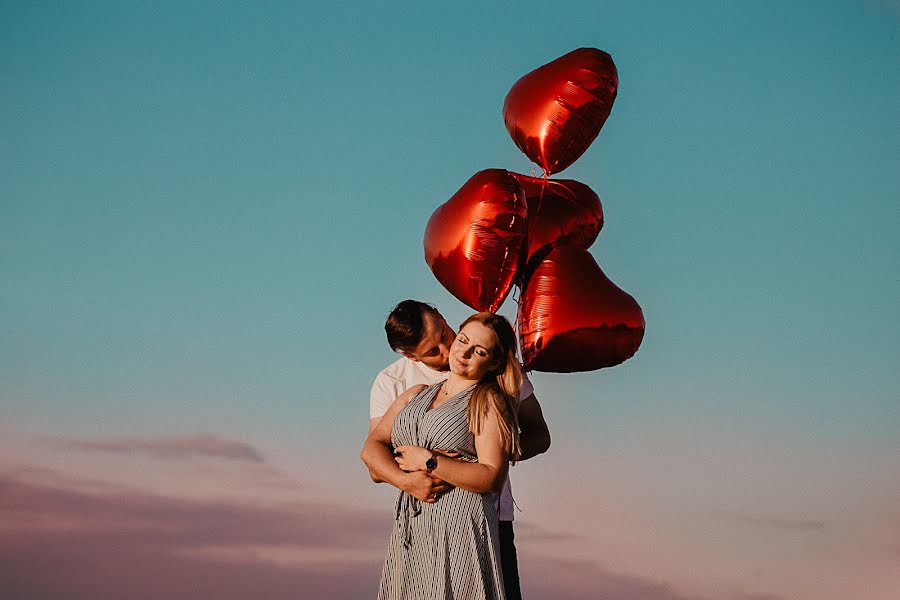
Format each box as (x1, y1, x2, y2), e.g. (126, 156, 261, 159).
(442, 372, 479, 395)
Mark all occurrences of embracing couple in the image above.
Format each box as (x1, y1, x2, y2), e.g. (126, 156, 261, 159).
(362, 300, 551, 600)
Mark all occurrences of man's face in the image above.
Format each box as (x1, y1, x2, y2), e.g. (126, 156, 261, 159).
(403, 311, 456, 371)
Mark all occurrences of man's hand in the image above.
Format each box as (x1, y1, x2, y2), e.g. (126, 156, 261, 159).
(395, 447, 459, 502)
(401, 470, 452, 503)
(393, 445, 432, 472)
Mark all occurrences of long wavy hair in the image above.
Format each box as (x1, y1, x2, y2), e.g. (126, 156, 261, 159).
(460, 312, 522, 463)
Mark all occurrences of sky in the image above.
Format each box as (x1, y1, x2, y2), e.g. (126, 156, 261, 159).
(1, 1, 898, 599)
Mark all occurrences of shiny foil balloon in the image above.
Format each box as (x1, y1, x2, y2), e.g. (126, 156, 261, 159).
(510, 172, 604, 265)
(424, 169, 527, 313)
(518, 246, 644, 372)
(503, 48, 618, 175)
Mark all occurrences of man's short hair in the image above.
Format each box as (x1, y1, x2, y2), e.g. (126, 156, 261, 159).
(385, 300, 439, 353)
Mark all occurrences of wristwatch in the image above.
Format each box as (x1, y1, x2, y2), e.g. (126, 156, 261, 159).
(425, 452, 438, 472)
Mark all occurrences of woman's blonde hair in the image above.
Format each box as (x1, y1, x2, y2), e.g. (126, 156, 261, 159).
(461, 312, 522, 463)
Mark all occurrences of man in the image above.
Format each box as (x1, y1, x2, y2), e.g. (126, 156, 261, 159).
(367, 299, 551, 600)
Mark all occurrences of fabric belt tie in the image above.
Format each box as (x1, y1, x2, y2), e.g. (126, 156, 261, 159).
(394, 492, 421, 549)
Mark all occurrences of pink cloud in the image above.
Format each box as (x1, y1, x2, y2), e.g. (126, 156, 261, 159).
(719, 512, 827, 533)
(518, 554, 710, 600)
(50, 434, 265, 462)
(0, 472, 385, 548)
(1, 468, 752, 600)
(739, 593, 787, 600)
(0, 469, 384, 600)
(514, 519, 582, 542)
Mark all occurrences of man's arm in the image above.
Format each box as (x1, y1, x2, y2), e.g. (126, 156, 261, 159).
(394, 403, 510, 494)
(361, 385, 449, 503)
(363, 383, 419, 486)
(517, 393, 551, 461)
(369, 372, 401, 436)
(366, 370, 401, 479)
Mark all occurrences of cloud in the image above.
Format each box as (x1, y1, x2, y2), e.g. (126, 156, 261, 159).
(50, 434, 265, 463)
(0, 470, 385, 550)
(519, 554, 708, 600)
(0, 469, 386, 600)
(514, 519, 582, 542)
(0, 468, 740, 600)
(739, 593, 788, 600)
(727, 513, 827, 533)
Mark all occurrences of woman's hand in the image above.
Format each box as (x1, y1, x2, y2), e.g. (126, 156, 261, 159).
(393, 447, 462, 472)
(392, 445, 432, 472)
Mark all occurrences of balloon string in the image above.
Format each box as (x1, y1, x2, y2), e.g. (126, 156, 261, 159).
(513, 285, 523, 358)
(534, 168, 548, 224)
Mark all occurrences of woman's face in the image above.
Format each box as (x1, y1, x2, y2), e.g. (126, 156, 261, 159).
(449, 321, 499, 381)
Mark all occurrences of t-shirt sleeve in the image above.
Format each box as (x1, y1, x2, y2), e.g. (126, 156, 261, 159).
(370, 373, 404, 419)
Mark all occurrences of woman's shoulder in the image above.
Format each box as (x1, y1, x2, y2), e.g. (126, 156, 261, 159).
(403, 383, 429, 396)
(396, 383, 430, 406)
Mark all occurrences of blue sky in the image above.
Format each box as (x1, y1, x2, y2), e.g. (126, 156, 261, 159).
(1, 2, 898, 599)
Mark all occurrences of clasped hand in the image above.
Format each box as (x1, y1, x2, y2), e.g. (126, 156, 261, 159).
(393, 446, 459, 503)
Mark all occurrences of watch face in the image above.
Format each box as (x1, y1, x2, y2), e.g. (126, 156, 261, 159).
(426, 456, 438, 471)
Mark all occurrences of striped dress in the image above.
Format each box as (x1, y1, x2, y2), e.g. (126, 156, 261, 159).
(378, 382, 506, 600)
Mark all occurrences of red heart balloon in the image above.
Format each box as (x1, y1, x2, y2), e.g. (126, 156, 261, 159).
(503, 48, 618, 175)
(518, 246, 644, 372)
(510, 172, 604, 266)
(424, 169, 528, 313)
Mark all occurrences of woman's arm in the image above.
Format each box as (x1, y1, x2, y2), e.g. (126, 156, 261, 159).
(360, 385, 449, 503)
(394, 401, 509, 495)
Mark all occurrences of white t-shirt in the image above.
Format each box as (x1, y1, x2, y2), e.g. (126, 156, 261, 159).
(369, 355, 534, 521)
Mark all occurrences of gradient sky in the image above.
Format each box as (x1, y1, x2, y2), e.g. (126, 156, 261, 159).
(2, 2, 898, 599)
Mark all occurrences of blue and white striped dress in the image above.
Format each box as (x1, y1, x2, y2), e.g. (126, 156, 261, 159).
(378, 382, 506, 600)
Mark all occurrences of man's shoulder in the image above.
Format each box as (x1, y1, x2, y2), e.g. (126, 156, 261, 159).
(374, 355, 413, 384)
(370, 356, 415, 419)
(374, 355, 446, 390)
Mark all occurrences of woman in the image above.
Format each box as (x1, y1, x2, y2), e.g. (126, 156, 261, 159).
(361, 312, 522, 600)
